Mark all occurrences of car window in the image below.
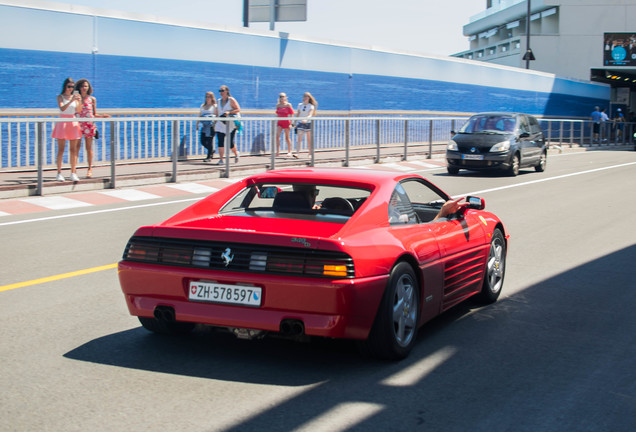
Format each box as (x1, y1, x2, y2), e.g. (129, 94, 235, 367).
(388, 184, 417, 225)
(528, 115, 542, 134)
(519, 115, 530, 133)
(460, 115, 515, 133)
(397, 179, 449, 224)
(220, 182, 371, 223)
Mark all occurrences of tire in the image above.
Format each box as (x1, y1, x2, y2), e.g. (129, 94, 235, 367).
(507, 154, 520, 176)
(477, 229, 506, 304)
(138, 316, 195, 335)
(361, 262, 419, 360)
(535, 151, 547, 172)
(447, 166, 460, 175)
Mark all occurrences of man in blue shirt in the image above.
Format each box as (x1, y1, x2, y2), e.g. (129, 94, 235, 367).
(590, 106, 602, 142)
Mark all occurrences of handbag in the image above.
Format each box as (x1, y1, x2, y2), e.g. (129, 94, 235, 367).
(94, 129, 100, 139)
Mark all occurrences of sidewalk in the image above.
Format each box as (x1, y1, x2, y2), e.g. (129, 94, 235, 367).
(0, 146, 444, 200)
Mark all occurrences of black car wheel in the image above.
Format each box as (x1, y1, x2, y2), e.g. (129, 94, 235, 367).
(508, 153, 520, 176)
(447, 166, 460, 175)
(361, 262, 419, 360)
(535, 151, 547, 172)
(477, 228, 506, 304)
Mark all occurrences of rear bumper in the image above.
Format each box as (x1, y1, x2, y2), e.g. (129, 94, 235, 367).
(118, 261, 388, 340)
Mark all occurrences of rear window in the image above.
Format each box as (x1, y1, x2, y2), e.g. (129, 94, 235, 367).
(220, 183, 372, 223)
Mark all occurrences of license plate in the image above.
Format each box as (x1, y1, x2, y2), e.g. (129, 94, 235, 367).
(462, 154, 484, 160)
(188, 281, 262, 307)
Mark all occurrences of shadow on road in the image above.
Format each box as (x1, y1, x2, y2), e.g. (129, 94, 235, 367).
(64, 245, 636, 431)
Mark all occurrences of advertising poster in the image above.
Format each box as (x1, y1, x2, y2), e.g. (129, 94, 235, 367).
(604, 32, 636, 66)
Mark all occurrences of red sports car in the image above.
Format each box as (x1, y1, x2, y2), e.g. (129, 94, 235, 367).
(118, 168, 508, 360)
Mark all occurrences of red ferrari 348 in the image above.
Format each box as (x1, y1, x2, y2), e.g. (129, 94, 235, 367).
(118, 168, 508, 359)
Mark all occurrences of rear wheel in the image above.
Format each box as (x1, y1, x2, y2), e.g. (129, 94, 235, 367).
(477, 229, 506, 304)
(361, 262, 419, 360)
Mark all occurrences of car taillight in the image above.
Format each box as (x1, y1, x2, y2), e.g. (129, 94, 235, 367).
(122, 237, 355, 278)
(125, 242, 159, 261)
(323, 265, 348, 277)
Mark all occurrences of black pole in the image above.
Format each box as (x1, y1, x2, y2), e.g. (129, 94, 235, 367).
(243, 0, 249, 27)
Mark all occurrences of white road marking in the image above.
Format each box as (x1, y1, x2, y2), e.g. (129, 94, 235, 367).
(100, 189, 161, 201)
(166, 183, 218, 194)
(0, 197, 202, 227)
(409, 160, 440, 168)
(383, 163, 413, 171)
(19, 196, 92, 210)
(454, 161, 636, 198)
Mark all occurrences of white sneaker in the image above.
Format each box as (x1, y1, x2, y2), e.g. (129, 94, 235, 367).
(235, 152, 240, 162)
(70, 173, 80, 182)
(56, 173, 65, 182)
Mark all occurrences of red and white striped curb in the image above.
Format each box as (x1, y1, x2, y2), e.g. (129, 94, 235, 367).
(0, 160, 445, 217)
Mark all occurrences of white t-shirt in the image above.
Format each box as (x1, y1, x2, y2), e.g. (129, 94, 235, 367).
(297, 103, 315, 123)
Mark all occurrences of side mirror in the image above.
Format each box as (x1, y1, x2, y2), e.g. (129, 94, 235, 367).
(258, 186, 279, 199)
(466, 196, 485, 210)
(450, 130, 456, 137)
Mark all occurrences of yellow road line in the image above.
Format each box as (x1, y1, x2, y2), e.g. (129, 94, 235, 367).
(0, 263, 118, 293)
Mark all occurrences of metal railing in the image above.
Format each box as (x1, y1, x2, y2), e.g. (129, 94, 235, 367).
(0, 113, 467, 171)
(1, 111, 633, 195)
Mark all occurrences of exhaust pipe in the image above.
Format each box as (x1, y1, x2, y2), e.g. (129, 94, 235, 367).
(280, 319, 305, 336)
(154, 306, 175, 322)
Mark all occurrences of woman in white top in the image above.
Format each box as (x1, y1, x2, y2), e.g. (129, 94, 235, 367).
(214, 85, 241, 164)
(51, 77, 82, 182)
(295, 92, 317, 155)
(197, 91, 216, 161)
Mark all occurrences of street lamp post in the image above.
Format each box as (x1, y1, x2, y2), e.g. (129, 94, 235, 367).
(523, 0, 535, 69)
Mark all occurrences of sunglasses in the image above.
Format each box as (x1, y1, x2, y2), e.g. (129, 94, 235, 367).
(66, 85, 75, 88)
(219, 89, 226, 93)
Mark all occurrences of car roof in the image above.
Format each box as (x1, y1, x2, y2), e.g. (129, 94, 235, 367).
(470, 112, 521, 117)
(244, 167, 416, 188)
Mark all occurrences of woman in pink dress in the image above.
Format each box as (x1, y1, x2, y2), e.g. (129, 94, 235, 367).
(51, 78, 82, 182)
(76, 79, 110, 178)
(275, 93, 295, 157)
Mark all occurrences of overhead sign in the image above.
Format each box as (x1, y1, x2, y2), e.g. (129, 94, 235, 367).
(604, 32, 636, 66)
(249, 0, 307, 23)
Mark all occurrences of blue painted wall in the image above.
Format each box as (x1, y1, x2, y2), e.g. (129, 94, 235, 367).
(0, 3, 609, 115)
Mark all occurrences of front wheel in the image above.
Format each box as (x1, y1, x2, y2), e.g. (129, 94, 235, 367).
(535, 151, 547, 172)
(447, 166, 460, 175)
(507, 154, 520, 176)
(477, 229, 506, 304)
(360, 262, 419, 360)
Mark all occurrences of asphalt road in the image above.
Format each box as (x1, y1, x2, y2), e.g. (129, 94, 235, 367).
(1, 149, 635, 432)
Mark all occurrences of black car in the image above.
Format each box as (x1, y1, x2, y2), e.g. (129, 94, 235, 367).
(446, 112, 547, 176)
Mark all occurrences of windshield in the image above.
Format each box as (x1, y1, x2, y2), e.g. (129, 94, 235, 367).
(459, 115, 516, 133)
(219, 182, 372, 223)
